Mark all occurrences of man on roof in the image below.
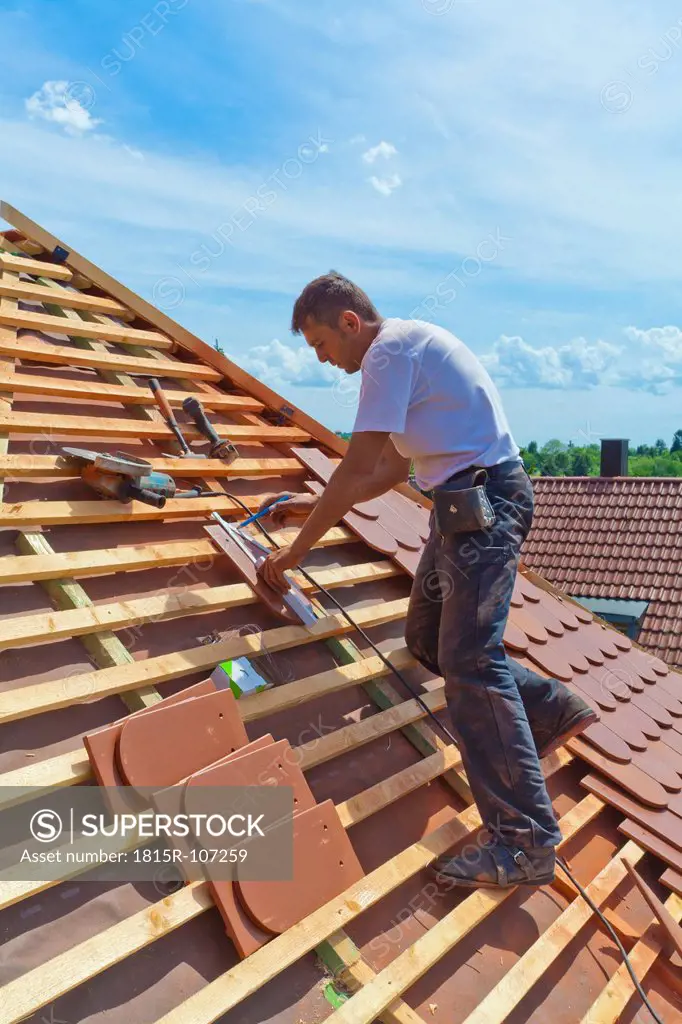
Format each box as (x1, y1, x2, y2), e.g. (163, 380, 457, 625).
(256, 271, 597, 890)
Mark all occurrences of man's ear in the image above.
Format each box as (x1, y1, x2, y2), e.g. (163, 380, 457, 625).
(340, 310, 361, 333)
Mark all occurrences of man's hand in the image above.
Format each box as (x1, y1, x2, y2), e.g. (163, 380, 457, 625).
(256, 491, 319, 526)
(257, 543, 300, 593)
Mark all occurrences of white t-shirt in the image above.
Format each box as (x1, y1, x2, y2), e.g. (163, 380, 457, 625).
(352, 318, 520, 490)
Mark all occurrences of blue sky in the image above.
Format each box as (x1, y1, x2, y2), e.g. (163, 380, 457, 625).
(2, 0, 682, 445)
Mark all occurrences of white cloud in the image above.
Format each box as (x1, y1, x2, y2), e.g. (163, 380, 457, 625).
(619, 326, 682, 392)
(481, 326, 682, 394)
(624, 325, 682, 363)
(239, 338, 338, 388)
(25, 80, 102, 136)
(349, 134, 366, 145)
(362, 140, 398, 164)
(481, 334, 620, 389)
(368, 173, 402, 196)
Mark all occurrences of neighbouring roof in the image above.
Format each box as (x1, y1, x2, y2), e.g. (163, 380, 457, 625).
(0, 202, 681, 1024)
(522, 476, 682, 668)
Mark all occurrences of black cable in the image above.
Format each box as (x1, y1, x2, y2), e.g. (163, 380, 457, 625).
(176, 488, 226, 499)
(217, 494, 661, 1021)
(220, 492, 462, 748)
(556, 857, 665, 1024)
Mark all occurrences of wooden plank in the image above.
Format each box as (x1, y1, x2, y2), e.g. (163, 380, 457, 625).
(329, 802, 620, 1024)
(0, 452, 302, 480)
(0, 306, 172, 348)
(279, 546, 441, 1024)
(0, 526, 354, 584)
(459, 841, 645, 1024)
(0, 277, 132, 316)
(0, 498, 357, 530)
(0, 250, 72, 280)
(0, 335, 221, 380)
(0, 597, 409, 723)
(0, 538, 217, 583)
(0, 748, 91, 806)
(0, 409, 309, 443)
(662, 868, 682, 896)
(0, 496, 238, 527)
(0, 202, 427, 509)
(0, 559, 399, 651)
(243, 646, 417, 722)
(579, 891, 682, 1023)
(0, 371, 264, 412)
(618, 819, 682, 878)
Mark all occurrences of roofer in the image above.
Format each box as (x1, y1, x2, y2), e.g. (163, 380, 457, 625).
(256, 271, 597, 890)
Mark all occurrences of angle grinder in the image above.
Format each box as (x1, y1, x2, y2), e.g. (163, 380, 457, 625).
(61, 448, 224, 508)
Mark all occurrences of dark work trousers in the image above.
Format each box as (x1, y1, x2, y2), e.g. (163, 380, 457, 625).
(405, 460, 564, 849)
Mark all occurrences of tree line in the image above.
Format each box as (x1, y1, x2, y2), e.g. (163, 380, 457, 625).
(335, 431, 682, 477)
(519, 431, 682, 477)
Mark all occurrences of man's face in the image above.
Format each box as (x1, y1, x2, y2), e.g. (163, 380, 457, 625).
(301, 314, 360, 374)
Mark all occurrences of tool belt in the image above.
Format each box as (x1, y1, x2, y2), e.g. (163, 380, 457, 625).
(431, 467, 496, 537)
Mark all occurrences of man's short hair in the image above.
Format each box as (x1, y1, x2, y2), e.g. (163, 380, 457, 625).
(291, 271, 380, 333)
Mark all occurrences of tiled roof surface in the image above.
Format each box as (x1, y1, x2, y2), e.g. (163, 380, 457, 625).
(522, 476, 682, 667)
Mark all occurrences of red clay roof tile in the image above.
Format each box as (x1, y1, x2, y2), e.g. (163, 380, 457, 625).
(524, 477, 682, 669)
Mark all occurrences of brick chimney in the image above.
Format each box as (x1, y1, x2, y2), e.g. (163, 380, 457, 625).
(600, 438, 628, 477)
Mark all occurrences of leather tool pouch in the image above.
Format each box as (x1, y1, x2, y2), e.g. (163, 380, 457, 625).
(432, 469, 496, 537)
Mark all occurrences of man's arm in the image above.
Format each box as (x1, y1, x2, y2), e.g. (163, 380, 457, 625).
(355, 435, 412, 500)
(288, 432, 409, 557)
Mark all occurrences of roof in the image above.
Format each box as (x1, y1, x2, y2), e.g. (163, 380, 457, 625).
(0, 202, 681, 1024)
(522, 476, 682, 667)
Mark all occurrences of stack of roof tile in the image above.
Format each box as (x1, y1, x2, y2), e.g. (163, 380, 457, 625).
(83, 681, 363, 959)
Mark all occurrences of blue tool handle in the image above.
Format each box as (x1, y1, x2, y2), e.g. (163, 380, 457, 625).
(237, 495, 291, 528)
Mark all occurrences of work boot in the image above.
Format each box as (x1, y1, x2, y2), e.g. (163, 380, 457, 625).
(534, 691, 598, 759)
(432, 840, 556, 889)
